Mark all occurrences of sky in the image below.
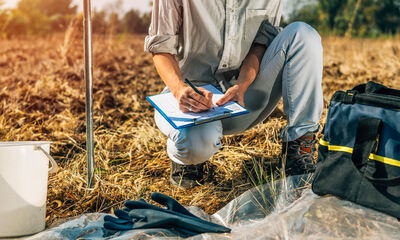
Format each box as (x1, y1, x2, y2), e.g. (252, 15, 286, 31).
(1, 0, 153, 14)
(2, 0, 289, 16)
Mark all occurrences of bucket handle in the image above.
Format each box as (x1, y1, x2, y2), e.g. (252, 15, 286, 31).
(34, 145, 58, 174)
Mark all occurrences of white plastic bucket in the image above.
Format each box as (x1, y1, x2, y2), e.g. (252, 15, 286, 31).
(0, 141, 58, 237)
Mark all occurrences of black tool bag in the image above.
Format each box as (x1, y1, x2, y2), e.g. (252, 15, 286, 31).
(312, 81, 400, 218)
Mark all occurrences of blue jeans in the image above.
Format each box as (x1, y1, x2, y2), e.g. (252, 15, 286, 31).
(155, 22, 324, 165)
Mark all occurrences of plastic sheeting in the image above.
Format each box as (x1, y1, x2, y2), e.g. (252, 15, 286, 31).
(24, 174, 400, 239)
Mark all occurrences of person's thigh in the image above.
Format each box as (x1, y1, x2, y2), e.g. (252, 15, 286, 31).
(155, 108, 223, 165)
(222, 22, 323, 136)
(221, 37, 286, 135)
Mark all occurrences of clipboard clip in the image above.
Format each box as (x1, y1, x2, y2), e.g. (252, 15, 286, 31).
(193, 111, 232, 125)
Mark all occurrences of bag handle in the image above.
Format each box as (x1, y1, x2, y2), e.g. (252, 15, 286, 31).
(352, 117, 400, 185)
(354, 81, 400, 97)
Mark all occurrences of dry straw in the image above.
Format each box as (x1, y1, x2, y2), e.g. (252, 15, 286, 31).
(0, 28, 399, 225)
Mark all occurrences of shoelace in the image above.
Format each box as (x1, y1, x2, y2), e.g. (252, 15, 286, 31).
(287, 137, 317, 170)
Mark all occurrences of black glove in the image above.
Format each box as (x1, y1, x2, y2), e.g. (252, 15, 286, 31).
(103, 192, 231, 237)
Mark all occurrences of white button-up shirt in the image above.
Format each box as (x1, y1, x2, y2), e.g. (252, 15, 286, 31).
(144, 0, 282, 90)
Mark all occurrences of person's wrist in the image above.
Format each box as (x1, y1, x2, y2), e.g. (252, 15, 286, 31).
(172, 82, 187, 99)
(236, 83, 247, 96)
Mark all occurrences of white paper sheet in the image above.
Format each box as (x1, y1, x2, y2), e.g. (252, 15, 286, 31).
(147, 85, 248, 128)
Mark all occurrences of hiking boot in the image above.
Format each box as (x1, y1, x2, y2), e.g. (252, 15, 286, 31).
(170, 161, 205, 189)
(279, 132, 318, 176)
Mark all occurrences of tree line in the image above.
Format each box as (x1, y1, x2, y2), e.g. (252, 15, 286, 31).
(1, 0, 399, 38)
(288, 0, 400, 37)
(0, 0, 151, 38)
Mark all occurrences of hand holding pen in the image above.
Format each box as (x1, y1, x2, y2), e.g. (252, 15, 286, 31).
(176, 79, 213, 113)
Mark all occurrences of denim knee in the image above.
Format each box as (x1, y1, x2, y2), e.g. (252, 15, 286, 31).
(285, 21, 323, 85)
(167, 121, 223, 165)
(286, 21, 322, 46)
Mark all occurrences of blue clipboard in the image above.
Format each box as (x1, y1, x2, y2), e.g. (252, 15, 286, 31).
(146, 84, 249, 129)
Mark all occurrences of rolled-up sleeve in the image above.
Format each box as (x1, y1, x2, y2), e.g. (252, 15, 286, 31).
(253, 21, 282, 46)
(144, 0, 183, 55)
(253, 0, 282, 47)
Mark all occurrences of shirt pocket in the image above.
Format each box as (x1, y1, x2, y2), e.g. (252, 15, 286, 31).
(244, 9, 268, 41)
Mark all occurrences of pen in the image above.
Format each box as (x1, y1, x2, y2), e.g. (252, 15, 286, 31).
(185, 78, 215, 110)
(184, 78, 204, 96)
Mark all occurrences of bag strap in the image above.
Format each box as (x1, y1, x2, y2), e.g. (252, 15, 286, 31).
(352, 81, 400, 97)
(365, 81, 400, 97)
(352, 117, 400, 186)
(352, 117, 381, 166)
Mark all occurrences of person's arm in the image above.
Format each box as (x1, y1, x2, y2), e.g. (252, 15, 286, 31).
(216, 44, 266, 107)
(153, 53, 213, 112)
(144, 0, 213, 113)
(144, 0, 212, 112)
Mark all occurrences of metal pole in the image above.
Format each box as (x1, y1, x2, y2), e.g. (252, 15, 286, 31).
(83, 0, 95, 189)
